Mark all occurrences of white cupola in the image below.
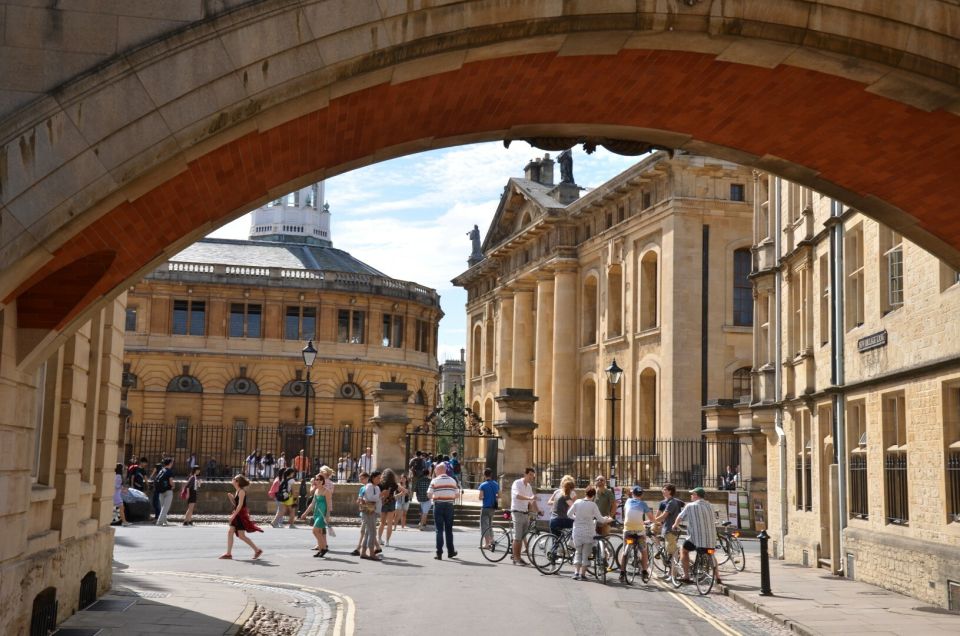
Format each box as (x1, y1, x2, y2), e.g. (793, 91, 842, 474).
(249, 182, 332, 246)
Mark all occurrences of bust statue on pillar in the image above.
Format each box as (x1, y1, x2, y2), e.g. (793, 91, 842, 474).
(495, 389, 539, 483)
(370, 382, 411, 473)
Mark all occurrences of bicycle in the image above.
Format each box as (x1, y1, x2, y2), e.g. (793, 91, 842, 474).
(715, 521, 745, 572)
(615, 528, 650, 584)
(669, 536, 718, 595)
(530, 528, 575, 575)
(478, 511, 543, 563)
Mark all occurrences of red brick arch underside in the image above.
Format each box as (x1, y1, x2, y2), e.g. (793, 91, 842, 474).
(12, 50, 960, 332)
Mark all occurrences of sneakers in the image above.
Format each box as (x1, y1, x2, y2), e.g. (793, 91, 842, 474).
(435, 552, 443, 560)
(512, 558, 527, 566)
(448, 551, 457, 559)
(573, 573, 582, 580)
(641, 570, 650, 583)
(350, 549, 360, 556)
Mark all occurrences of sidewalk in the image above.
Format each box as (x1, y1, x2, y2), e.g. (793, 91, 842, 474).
(53, 569, 352, 636)
(721, 548, 960, 635)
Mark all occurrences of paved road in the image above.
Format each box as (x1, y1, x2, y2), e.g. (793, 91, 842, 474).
(114, 522, 788, 635)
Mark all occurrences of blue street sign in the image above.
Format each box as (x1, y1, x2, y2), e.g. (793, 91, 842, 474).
(304, 425, 314, 436)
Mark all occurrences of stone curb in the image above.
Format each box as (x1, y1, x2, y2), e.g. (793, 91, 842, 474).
(721, 584, 818, 636)
(230, 594, 258, 636)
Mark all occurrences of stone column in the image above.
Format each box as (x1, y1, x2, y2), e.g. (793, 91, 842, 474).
(495, 389, 539, 490)
(534, 274, 554, 435)
(551, 264, 578, 438)
(497, 292, 514, 388)
(511, 283, 535, 389)
(370, 382, 411, 473)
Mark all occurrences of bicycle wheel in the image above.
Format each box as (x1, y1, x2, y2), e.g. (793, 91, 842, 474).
(729, 537, 746, 572)
(715, 535, 732, 566)
(669, 552, 685, 588)
(522, 525, 542, 562)
(649, 540, 668, 576)
(530, 534, 564, 575)
(479, 526, 511, 563)
(694, 553, 716, 595)
(604, 534, 623, 572)
(594, 543, 608, 584)
(621, 543, 640, 584)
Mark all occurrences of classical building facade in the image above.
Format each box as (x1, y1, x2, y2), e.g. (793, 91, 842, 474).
(122, 184, 441, 476)
(454, 151, 755, 487)
(748, 175, 960, 608)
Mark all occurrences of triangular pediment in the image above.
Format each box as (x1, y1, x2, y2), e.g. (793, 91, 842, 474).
(480, 178, 567, 252)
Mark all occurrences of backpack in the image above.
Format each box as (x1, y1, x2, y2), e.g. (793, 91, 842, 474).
(450, 458, 461, 475)
(268, 478, 281, 499)
(275, 479, 290, 502)
(155, 468, 171, 493)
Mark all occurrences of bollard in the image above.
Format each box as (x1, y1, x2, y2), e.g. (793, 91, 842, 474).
(758, 530, 773, 596)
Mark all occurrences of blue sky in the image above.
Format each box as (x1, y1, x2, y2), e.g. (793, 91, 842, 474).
(208, 141, 639, 362)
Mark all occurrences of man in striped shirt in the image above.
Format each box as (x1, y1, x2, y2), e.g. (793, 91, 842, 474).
(427, 464, 459, 560)
(675, 487, 721, 585)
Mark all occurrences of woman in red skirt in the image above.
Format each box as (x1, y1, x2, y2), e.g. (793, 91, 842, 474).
(219, 474, 263, 560)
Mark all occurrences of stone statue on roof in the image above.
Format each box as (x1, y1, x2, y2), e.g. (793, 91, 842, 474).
(467, 224, 483, 266)
(558, 148, 574, 184)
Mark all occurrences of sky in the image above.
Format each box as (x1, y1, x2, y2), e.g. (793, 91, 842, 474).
(207, 141, 639, 362)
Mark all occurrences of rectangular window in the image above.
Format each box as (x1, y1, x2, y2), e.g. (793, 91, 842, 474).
(302, 307, 316, 340)
(882, 393, 908, 525)
(338, 309, 365, 344)
(230, 303, 262, 338)
(382, 314, 404, 348)
(175, 416, 189, 449)
(732, 249, 753, 326)
(285, 306, 300, 340)
(415, 319, 431, 353)
(642, 191, 652, 209)
(284, 306, 316, 341)
(880, 228, 904, 313)
(730, 183, 745, 202)
(944, 385, 960, 523)
(795, 410, 812, 512)
(847, 401, 868, 519)
(845, 226, 865, 330)
(125, 306, 138, 332)
(819, 254, 830, 346)
(233, 419, 246, 452)
(172, 299, 205, 336)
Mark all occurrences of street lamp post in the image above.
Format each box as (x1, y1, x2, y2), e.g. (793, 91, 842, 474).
(298, 340, 317, 514)
(605, 359, 623, 485)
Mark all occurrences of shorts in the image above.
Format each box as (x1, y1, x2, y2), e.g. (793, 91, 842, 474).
(420, 501, 432, 514)
(511, 510, 531, 539)
(683, 539, 711, 554)
(187, 491, 197, 504)
(663, 531, 678, 555)
(623, 531, 646, 549)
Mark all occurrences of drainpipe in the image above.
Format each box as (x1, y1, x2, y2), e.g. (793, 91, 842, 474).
(830, 198, 848, 571)
(773, 176, 787, 558)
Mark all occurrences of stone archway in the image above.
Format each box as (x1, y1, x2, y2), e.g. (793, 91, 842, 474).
(2, 1, 960, 367)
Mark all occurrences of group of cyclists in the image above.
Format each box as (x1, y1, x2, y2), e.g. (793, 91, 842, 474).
(482, 470, 739, 593)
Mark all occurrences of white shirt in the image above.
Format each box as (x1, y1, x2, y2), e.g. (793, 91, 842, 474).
(359, 453, 373, 473)
(676, 498, 716, 549)
(568, 499, 608, 544)
(511, 478, 534, 512)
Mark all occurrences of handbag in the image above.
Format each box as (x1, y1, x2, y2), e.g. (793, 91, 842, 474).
(179, 484, 189, 500)
(361, 500, 376, 514)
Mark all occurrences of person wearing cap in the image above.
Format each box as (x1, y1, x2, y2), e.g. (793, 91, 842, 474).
(674, 487, 721, 586)
(619, 485, 656, 584)
(593, 475, 616, 537)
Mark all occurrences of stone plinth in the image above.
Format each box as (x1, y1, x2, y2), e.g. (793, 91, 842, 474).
(494, 389, 539, 485)
(370, 382, 411, 474)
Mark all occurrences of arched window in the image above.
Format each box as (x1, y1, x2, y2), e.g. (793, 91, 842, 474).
(638, 368, 657, 440)
(582, 276, 598, 345)
(607, 265, 623, 337)
(472, 324, 482, 377)
(166, 375, 202, 393)
(639, 252, 658, 330)
(733, 248, 753, 326)
(732, 367, 752, 400)
(484, 318, 494, 372)
(581, 379, 596, 440)
(484, 397, 494, 427)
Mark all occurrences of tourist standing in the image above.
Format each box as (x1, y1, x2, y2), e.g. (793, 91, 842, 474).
(129, 457, 147, 491)
(149, 461, 162, 519)
(547, 475, 576, 540)
(568, 486, 612, 580)
(219, 474, 263, 560)
(245, 450, 260, 480)
(293, 449, 310, 480)
(154, 458, 175, 526)
(352, 472, 370, 556)
(394, 473, 410, 531)
(113, 463, 130, 526)
(358, 447, 373, 475)
(360, 471, 382, 560)
(509, 467, 537, 565)
(261, 452, 275, 480)
(182, 466, 201, 526)
(478, 468, 500, 547)
(276, 452, 287, 474)
(593, 475, 616, 537)
(319, 465, 336, 539)
(654, 483, 684, 562)
(299, 473, 331, 558)
(428, 463, 459, 560)
(378, 469, 400, 546)
(415, 467, 432, 530)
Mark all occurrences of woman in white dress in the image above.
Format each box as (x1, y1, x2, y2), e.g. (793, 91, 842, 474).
(567, 486, 612, 580)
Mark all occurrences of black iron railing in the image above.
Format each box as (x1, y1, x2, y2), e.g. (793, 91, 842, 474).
(947, 450, 960, 523)
(884, 451, 909, 525)
(849, 453, 869, 519)
(123, 422, 372, 480)
(532, 436, 743, 490)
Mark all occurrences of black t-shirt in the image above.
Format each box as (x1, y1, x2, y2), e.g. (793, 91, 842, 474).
(155, 468, 172, 493)
(130, 466, 145, 490)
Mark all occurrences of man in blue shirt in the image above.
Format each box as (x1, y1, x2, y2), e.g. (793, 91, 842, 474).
(619, 485, 655, 584)
(478, 468, 500, 548)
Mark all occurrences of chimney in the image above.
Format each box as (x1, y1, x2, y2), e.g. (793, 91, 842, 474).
(524, 158, 541, 183)
(539, 153, 554, 186)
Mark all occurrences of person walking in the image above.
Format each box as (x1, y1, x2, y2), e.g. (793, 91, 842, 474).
(359, 471, 382, 560)
(352, 472, 371, 556)
(415, 467, 432, 530)
(182, 465, 201, 526)
(268, 471, 285, 527)
(568, 486, 612, 580)
(280, 467, 298, 528)
(675, 487, 722, 586)
(112, 463, 130, 527)
(509, 467, 537, 565)
(219, 474, 263, 560)
(299, 472, 331, 557)
(149, 461, 162, 519)
(154, 458, 175, 526)
(394, 473, 410, 531)
(478, 468, 500, 547)
(427, 463, 459, 560)
(378, 469, 401, 546)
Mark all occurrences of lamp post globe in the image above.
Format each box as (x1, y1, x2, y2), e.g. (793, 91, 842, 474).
(605, 358, 623, 483)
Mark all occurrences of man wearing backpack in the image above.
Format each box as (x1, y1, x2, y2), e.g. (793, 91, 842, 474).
(154, 458, 175, 526)
(449, 452, 462, 487)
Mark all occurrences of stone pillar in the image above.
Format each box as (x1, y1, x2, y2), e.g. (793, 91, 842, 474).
(497, 292, 514, 388)
(370, 382, 411, 473)
(495, 389, 539, 490)
(551, 264, 578, 437)
(511, 283, 535, 389)
(534, 274, 554, 435)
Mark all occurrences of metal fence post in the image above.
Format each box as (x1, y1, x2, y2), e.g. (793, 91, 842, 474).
(758, 530, 773, 596)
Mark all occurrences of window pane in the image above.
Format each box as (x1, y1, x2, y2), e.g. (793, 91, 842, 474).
(338, 310, 350, 343)
(733, 249, 753, 326)
(393, 316, 404, 348)
(247, 304, 261, 338)
(189, 301, 205, 336)
(352, 311, 365, 344)
(229, 303, 245, 338)
(731, 183, 745, 202)
(382, 315, 392, 347)
(175, 416, 189, 449)
(302, 307, 316, 340)
(125, 307, 137, 332)
(172, 300, 189, 335)
(285, 306, 300, 340)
